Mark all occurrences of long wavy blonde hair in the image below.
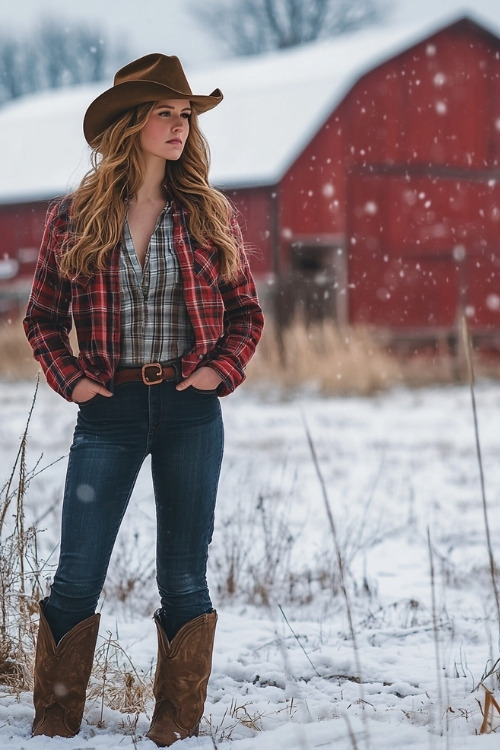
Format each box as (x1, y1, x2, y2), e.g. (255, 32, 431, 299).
(59, 102, 241, 281)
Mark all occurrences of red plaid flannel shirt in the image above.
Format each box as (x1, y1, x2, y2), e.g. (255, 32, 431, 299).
(24, 198, 264, 401)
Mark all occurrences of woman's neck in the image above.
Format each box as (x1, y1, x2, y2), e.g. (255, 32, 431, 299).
(134, 158, 167, 204)
(132, 186, 165, 206)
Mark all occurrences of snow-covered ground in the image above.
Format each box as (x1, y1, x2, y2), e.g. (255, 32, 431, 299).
(2, 377, 500, 748)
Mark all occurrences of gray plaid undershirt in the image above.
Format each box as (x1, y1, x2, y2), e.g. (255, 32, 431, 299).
(118, 203, 194, 366)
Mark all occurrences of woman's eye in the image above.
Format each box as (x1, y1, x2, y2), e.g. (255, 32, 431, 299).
(157, 111, 190, 118)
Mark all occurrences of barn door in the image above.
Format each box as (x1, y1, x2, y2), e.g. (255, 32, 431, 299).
(346, 171, 500, 340)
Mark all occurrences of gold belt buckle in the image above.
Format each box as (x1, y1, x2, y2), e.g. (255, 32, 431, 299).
(141, 362, 163, 385)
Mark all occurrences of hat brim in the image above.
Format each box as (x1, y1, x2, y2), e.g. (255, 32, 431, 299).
(83, 80, 223, 145)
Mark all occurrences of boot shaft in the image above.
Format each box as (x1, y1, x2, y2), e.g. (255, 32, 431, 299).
(147, 610, 217, 746)
(33, 601, 100, 737)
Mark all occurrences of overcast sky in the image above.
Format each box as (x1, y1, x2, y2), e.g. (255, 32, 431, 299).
(1, 0, 500, 71)
(0, 0, 220, 69)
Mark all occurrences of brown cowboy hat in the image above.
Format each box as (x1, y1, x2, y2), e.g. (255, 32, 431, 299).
(83, 53, 223, 145)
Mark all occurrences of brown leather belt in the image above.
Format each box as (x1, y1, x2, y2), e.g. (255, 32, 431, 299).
(114, 362, 177, 386)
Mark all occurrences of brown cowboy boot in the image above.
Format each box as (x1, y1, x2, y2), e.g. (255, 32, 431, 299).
(32, 601, 100, 737)
(146, 610, 217, 747)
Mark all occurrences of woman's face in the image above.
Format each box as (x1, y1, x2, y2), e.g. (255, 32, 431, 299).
(139, 98, 191, 163)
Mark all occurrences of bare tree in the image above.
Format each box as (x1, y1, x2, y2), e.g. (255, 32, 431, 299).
(0, 17, 129, 105)
(0, 37, 27, 100)
(188, 0, 388, 56)
(36, 18, 109, 88)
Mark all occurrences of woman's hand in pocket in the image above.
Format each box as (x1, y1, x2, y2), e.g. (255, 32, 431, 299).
(176, 366, 222, 392)
(72, 378, 113, 404)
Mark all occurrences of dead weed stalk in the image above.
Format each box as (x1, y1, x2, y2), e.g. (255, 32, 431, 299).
(302, 414, 369, 748)
(462, 317, 500, 734)
(462, 318, 500, 625)
(204, 697, 295, 743)
(211, 485, 341, 608)
(0, 378, 48, 692)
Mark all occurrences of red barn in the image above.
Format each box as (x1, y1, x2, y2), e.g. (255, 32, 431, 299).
(0, 201, 47, 316)
(218, 14, 500, 348)
(1, 14, 500, 348)
(0, 84, 93, 317)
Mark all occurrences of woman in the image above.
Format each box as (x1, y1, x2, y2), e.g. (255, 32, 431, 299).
(24, 53, 263, 746)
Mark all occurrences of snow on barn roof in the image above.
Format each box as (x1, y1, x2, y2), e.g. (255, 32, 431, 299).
(1, 10, 499, 203)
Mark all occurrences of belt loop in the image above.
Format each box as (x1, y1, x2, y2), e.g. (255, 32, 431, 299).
(173, 358, 181, 383)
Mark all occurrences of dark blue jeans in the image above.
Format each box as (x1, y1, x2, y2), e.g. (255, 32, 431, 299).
(45, 378, 223, 642)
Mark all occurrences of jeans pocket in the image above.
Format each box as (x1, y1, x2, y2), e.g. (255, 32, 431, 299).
(190, 386, 218, 395)
(77, 393, 104, 408)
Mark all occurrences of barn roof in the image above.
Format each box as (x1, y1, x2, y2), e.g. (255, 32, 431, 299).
(1, 10, 499, 203)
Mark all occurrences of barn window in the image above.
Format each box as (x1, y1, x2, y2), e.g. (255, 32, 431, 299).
(286, 237, 347, 324)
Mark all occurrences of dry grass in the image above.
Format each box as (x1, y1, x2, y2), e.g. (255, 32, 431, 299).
(0, 383, 45, 692)
(4, 313, 500, 395)
(204, 697, 296, 743)
(88, 633, 153, 717)
(210, 486, 341, 608)
(0, 318, 39, 380)
(246, 318, 402, 395)
(245, 317, 500, 395)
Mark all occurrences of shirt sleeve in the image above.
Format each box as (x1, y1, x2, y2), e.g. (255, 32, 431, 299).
(206, 216, 264, 395)
(23, 201, 84, 401)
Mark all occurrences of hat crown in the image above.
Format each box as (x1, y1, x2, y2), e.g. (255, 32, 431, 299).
(114, 54, 193, 97)
(84, 53, 222, 145)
